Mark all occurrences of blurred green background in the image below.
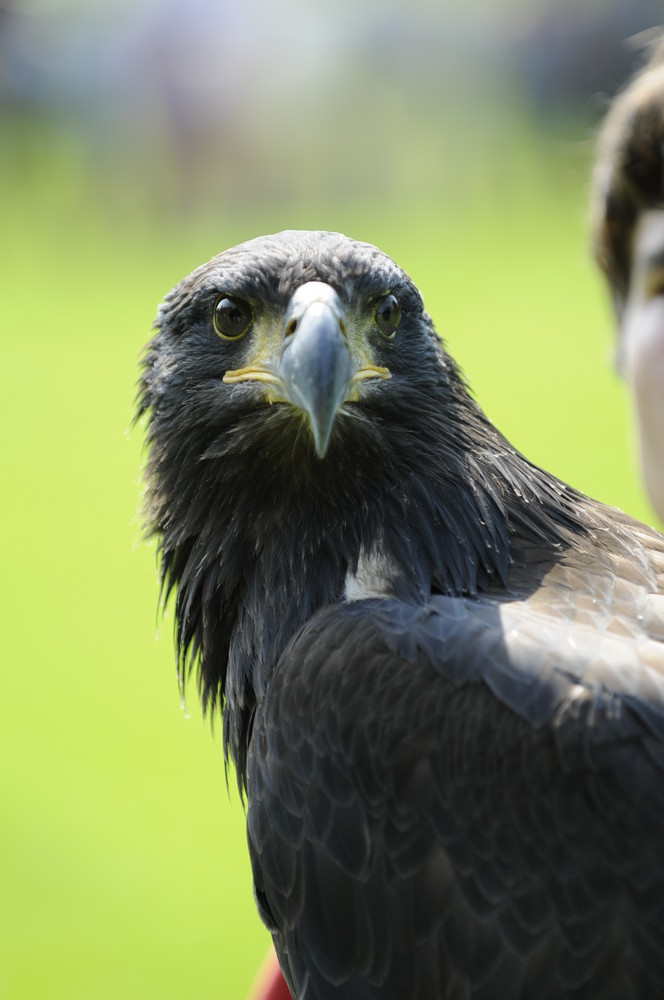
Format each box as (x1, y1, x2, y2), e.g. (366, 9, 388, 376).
(2, 1, 663, 998)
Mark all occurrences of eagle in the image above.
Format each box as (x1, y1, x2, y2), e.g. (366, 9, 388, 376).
(138, 230, 664, 999)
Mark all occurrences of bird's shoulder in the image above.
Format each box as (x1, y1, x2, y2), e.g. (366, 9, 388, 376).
(249, 508, 664, 870)
(248, 571, 664, 998)
(504, 500, 664, 660)
(269, 501, 664, 736)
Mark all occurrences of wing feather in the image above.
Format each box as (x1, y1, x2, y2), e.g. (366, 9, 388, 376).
(247, 594, 664, 998)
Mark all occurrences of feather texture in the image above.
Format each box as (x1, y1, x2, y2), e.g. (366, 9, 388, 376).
(138, 231, 664, 998)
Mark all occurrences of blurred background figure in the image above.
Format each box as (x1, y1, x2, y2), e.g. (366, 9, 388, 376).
(0, 0, 661, 224)
(592, 35, 664, 522)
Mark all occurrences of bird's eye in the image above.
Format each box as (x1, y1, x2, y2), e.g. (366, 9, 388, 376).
(375, 293, 401, 339)
(213, 295, 252, 340)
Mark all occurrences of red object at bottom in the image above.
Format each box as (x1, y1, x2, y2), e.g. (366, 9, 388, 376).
(247, 948, 292, 1000)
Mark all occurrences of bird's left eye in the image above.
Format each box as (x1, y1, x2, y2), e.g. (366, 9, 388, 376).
(213, 295, 252, 340)
(375, 293, 401, 339)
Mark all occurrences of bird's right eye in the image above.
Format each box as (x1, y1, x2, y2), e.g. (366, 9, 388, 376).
(213, 295, 252, 340)
(375, 293, 401, 339)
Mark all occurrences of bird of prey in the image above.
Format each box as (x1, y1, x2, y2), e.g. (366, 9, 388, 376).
(137, 230, 664, 999)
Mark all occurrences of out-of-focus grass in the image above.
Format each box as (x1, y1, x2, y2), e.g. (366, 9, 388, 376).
(0, 109, 658, 1000)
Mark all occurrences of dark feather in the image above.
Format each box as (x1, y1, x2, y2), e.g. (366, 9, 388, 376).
(138, 231, 664, 998)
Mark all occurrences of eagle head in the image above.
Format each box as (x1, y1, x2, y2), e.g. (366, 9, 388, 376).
(137, 230, 582, 779)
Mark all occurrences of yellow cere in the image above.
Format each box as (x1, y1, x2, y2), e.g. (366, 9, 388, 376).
(222, 311, 392, 402)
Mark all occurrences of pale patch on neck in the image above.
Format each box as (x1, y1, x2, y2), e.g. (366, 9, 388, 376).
(344, 545, 398, 601)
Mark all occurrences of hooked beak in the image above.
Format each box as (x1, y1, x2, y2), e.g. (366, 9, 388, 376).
(223, 281, 391, 458)
(278, 283, 353, 458)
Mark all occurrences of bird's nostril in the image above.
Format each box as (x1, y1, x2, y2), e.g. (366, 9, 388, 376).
(286, 318, 298, 338)
(339, 318, 347, 337)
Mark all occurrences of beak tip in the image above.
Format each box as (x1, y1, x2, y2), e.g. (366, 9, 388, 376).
(312, 426, 332, 459)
